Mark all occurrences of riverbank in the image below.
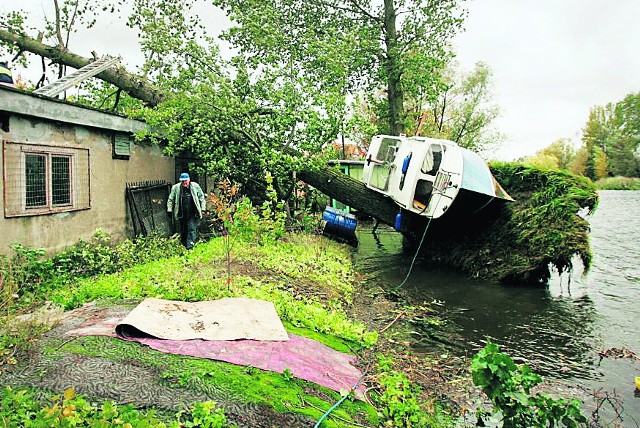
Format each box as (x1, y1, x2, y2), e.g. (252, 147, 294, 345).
(595, 176, 640, 190)
(1, 231, 470, 427)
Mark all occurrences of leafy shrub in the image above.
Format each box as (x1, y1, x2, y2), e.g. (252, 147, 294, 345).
(52, 229, 117, 281)
(4, 230, 184, 299)
(371, 355, 454, 427)
(3, 244, 53, 293)
(0, 386, 231, 427)
(471, 340, 587, 427)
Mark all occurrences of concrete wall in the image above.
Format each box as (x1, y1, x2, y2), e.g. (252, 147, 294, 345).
(0, 107, 174, 256)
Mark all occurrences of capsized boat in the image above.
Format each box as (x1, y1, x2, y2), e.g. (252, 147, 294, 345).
(362, 135, 513, 220)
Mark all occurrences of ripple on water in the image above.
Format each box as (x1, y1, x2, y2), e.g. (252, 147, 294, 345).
(353, 191, 640, 421)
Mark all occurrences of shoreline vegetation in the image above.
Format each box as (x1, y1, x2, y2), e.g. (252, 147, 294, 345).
(594, 176, 640, 190)
(1, 202, 590, 427)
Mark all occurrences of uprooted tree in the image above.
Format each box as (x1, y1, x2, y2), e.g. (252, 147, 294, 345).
(0, 1, 597, 284)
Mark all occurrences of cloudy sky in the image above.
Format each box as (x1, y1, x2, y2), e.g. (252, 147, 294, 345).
(453, 0, 640, 160)
(5, 0, 640, 161)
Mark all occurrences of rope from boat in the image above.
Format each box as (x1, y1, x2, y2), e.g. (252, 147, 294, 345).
(397, 189, 446, 288)
(314, 190, 445, 426)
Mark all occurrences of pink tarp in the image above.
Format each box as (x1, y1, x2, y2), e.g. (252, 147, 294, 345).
(123, 334, 366, 397)
(64, 304, 366, 398)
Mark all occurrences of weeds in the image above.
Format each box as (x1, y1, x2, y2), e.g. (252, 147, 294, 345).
(471, 340, 587, 427)
(1, 231, 184, 306)
(0, 386, 231, 427)
(371, 355, 456, 427)
(0, 258, 55, 370)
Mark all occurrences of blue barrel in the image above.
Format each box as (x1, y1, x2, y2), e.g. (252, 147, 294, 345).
(322, 206, 357, 239)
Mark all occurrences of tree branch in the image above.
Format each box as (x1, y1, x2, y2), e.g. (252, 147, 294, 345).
(0, 28, 165, 106)
(53, 0, 64, 47)
(314, 0, 382, 24)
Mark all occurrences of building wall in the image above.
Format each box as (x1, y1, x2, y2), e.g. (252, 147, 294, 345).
(0, 114, 174, 255)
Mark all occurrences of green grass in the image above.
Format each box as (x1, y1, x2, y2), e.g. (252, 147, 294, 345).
(1, 232, 382, 426)
(595, 176, 640, 190)
(43, 234, 377, 349)
(47, 335, 377, 426)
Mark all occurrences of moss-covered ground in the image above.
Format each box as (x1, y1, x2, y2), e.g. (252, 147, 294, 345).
(1, 232, 466, 427)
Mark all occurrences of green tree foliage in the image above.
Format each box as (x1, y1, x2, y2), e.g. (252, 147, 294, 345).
(525, 138, 575, 170)
(577, 93, 640, 179)
(212, 0, 466, 136)
(581, 106, 612, 180)
(414, 61, 502, 152)
(1, 0, 470, 203)
(607, 92, 640, 177)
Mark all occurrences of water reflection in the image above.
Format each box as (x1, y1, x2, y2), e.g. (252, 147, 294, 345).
(353, 192, 640, 419)
(354, 229, 598, 379)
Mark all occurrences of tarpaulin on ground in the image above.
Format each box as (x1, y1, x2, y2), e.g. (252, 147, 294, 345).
(64, 301, 366, 398)
(115, 297, 289, 341)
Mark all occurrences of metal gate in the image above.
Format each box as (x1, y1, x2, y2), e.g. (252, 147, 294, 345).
(126, 180, 172, 237)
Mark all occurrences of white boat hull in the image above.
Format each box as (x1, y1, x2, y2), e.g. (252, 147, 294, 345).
(362, 135, 512, 220)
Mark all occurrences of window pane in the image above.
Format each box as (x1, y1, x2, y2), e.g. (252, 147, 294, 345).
(52, 156, 71, 205)
(25, 154, 46, 207)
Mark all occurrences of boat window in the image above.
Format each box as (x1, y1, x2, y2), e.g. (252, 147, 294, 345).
(369, 164, 394, 191)
(413, 179, 433, 211)
(421, 144, 445, 175)
(372, 137, 399, 163)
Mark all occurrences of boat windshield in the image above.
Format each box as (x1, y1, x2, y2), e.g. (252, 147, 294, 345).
(421, 143, 445, 175)
(372, 137, 399, 163)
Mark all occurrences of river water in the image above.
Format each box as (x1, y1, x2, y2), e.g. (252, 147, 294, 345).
(352, 190, 640, 423)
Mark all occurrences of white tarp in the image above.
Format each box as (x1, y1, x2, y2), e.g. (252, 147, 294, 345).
(115, 297, 289, 341)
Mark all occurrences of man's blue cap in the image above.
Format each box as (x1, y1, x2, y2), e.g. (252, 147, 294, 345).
(179, 173, 190, 181)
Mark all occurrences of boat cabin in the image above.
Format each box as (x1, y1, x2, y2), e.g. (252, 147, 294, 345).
(362, 135, 511, 219)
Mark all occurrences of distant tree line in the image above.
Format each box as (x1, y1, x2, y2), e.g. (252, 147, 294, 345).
(524, 91, 640, 180)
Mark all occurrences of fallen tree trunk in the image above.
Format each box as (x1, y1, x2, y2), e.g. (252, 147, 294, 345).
(298, 167, 399, 226)
(1, 30, 598, 285)
(0, 29, 165, 106)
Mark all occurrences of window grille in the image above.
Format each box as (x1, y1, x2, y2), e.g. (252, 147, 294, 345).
(52, 155, 71, 205)
(3, 141, 90, 217)
(25, 153, 47, 207)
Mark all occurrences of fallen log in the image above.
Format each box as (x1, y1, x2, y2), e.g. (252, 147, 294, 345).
(300, 160, 598, 285)
(1, 30, 598, 284)
(0, 29, 165, 106)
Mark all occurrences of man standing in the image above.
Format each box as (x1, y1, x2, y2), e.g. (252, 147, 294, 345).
(167, 173, 206, 249)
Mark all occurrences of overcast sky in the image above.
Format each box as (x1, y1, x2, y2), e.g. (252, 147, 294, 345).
(453, 0, 640, 160)
(5, 0, 640, 161)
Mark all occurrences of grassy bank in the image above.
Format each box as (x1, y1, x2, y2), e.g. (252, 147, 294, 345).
(1, 226, 459, 427)
(595, 176, 640, 190)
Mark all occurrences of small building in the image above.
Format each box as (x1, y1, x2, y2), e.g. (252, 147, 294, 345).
(0, 85, 176, 255)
